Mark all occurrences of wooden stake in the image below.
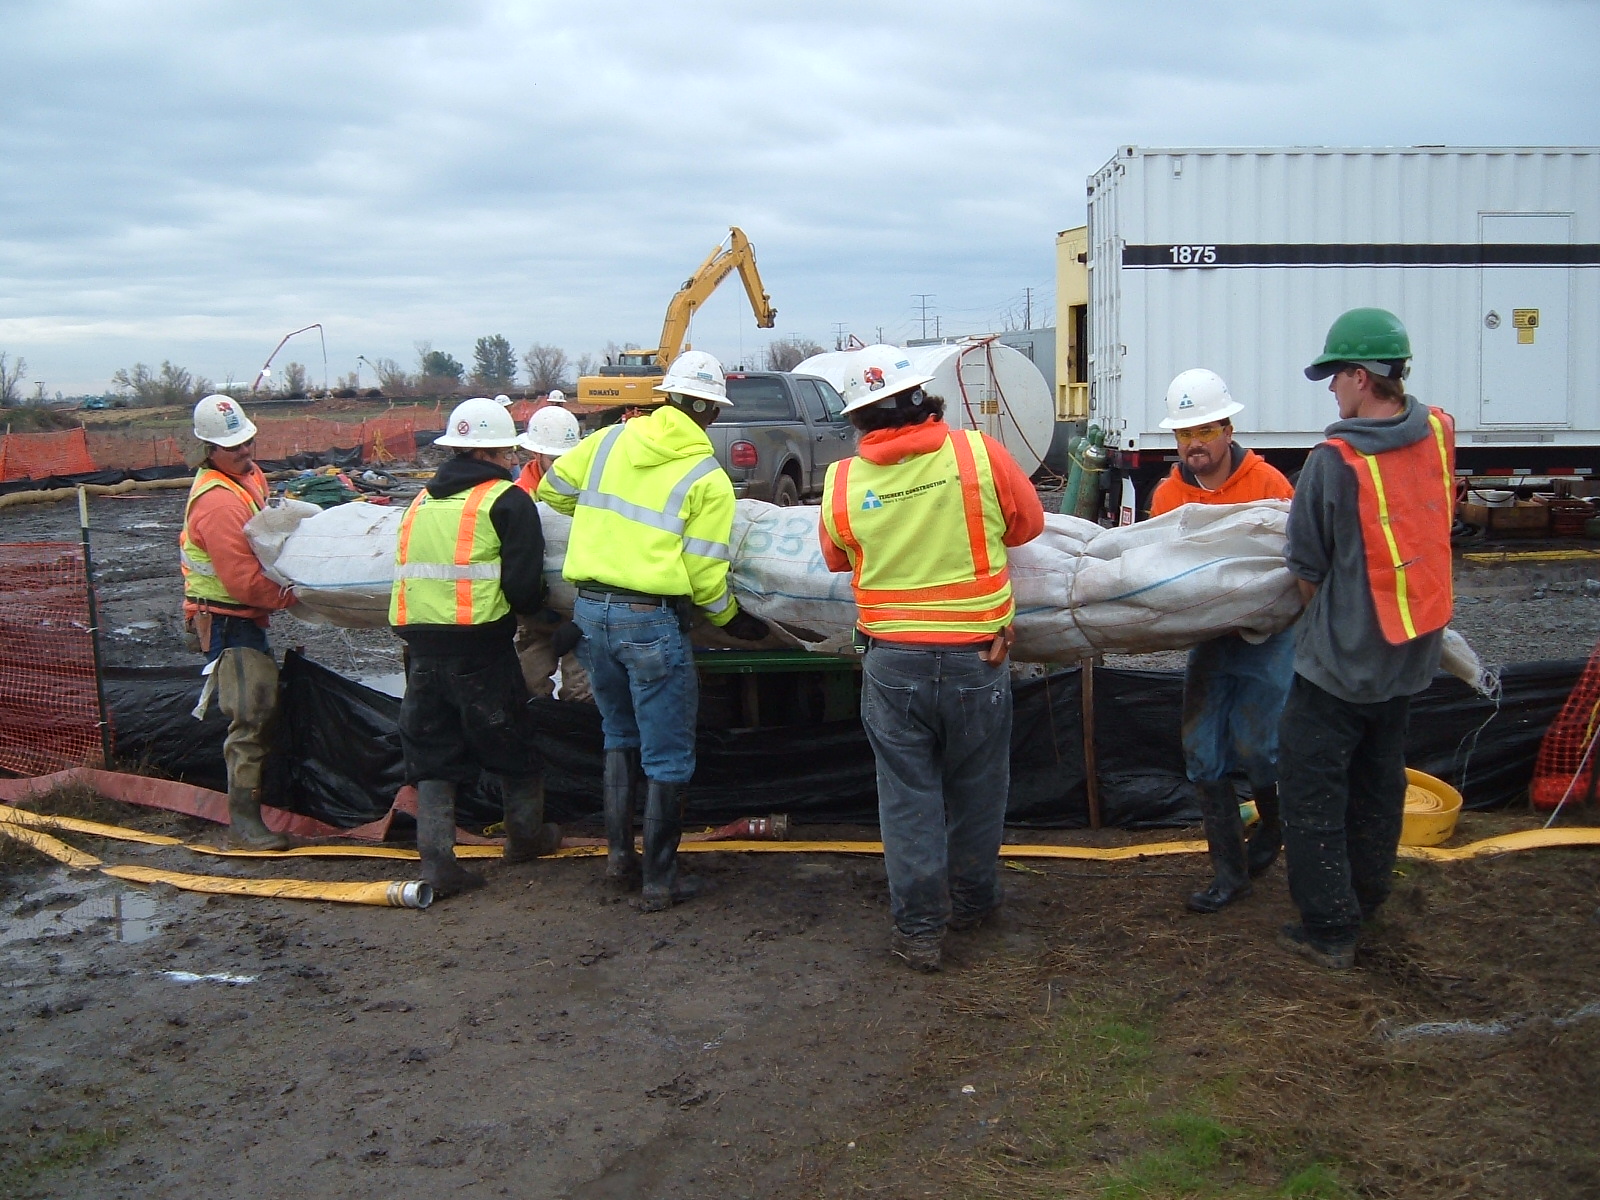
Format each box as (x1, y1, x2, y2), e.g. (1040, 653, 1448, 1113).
(1081, 657, 1101, 830)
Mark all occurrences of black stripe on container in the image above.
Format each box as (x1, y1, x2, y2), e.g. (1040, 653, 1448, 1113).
(1124, 243, 1600, 267)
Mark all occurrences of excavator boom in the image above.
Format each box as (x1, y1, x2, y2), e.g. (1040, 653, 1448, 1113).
(576, 226, 777, 408)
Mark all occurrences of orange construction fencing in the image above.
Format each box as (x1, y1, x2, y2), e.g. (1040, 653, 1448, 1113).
(0, 542, 110, 774)
(3, 412, 443, 482)
(0, 427, 97, 481)
(1530, 639, 1600, 811)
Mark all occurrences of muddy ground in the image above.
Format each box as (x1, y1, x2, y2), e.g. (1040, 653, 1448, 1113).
(2, 794, 1597, 1199)
(2, 490, 1599, 1197)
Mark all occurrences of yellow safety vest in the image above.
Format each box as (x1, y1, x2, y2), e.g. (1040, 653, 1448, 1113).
(389, 479, 515, 626)
(537, 407, 738, 624)
(821, 429, 1015, 640)
(180, 466, 266, 608)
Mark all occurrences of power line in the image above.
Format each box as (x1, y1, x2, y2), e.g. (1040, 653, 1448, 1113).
(912, 294, 935, 340)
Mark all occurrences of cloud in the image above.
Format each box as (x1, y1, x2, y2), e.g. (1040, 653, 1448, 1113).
(0, 0, 1595, 391)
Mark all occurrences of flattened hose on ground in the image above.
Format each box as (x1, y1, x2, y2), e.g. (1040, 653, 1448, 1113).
(0, 818, 431, 908)
(5, 803, 1597, 866)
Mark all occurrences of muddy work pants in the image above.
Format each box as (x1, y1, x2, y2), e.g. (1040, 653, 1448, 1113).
(861, 643, 1012, 940)
(398, 651, 542, 786)
(205, 617, 279, 794)
(1277, 675, 1411, 948)
(1180, 629, 1294, 787)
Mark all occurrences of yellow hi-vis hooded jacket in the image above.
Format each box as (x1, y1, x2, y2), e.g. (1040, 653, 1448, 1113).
(536, 405, 740, 625)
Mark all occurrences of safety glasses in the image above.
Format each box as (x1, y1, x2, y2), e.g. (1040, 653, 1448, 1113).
(1174, 424, 1225, 445)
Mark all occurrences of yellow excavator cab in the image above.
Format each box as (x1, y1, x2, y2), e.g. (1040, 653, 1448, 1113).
(575, 227, 776, 407)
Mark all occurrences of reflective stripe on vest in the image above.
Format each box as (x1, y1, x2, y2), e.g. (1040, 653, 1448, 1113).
(1327, 407, 1456, 645)
(574, 424, 729, 558)
(389, 478, 514, 626)
(180, 467, 265, 607)
(822, 429, 1014, 637)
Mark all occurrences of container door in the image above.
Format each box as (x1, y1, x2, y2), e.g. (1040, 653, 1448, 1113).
(1480, 213, 1571, 426)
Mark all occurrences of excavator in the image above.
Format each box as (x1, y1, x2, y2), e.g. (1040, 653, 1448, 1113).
(575, 226, 777, 406)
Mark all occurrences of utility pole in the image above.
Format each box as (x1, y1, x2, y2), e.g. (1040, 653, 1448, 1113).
(1023, 287, 1033, 331)
(933, 315, 941, 339)
(833, 322, 847, 351)
(875, 326, 884, 344)
(913, 294, 935, 340)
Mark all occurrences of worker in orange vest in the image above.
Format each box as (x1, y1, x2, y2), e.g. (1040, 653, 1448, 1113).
(819, 345, 1044, 972)
(1148, 369, 1295, 915)
(1278, 309, 1456, 969)
(181, 395, 297, 850)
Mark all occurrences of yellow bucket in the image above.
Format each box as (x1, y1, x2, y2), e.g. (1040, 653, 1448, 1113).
(1401, 768, 1463, 846)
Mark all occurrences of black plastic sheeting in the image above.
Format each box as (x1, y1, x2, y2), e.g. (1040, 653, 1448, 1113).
(94, 651, 1582, 833)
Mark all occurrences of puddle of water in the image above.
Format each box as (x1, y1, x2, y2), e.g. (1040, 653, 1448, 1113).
(2, 876, 165, 946)
(359, 673, 406, 698)
(127, 522, 170, 530)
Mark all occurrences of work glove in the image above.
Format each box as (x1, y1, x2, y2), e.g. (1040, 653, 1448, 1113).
(723, 610, 770, 642)
(550, 620, 584, 657)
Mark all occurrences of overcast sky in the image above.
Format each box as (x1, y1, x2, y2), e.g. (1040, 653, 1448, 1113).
(1, 0, 1596, 395)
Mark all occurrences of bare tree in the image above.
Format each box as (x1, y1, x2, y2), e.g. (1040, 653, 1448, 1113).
(374, 357, 412, 396)
(522, 343, 569, 393)
(111, 360, 204, 407)
(472, 335, 517, 390)
(574, 353, 596, 380)
(765, 337, 826, 372)
(0, 351, 26, 406)
(280, 362, 309, 397)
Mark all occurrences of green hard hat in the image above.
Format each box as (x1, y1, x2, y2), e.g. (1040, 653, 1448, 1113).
(1304, 308, 1411, 380)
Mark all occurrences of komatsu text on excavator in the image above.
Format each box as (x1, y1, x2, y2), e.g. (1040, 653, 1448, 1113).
(575, 226, 777, 407)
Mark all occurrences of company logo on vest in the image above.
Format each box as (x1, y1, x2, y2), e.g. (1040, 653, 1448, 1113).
(861, 490, 883, 509)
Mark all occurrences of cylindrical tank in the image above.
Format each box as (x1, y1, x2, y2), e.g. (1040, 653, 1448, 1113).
(794, 339, 1055, 476)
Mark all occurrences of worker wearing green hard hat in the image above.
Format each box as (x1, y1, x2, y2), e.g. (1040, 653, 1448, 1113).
(1303, 307, 1412, 381)
(1274, 307, 1456, 972)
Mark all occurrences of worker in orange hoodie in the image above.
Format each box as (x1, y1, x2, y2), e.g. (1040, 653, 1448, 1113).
(512, 405, 591, 701)
(1148, 369, 1295, 914)
(819, 346, 1045, 972)
(180, 395, 297, 850)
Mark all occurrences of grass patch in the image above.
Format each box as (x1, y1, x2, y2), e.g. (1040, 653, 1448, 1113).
(0, 1126, 123, 1195)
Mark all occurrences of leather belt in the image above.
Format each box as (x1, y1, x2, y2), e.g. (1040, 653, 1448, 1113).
(576, 586, 679, 607)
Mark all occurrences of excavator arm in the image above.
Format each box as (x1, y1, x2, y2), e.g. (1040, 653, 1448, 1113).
(653, 226, 777, 366)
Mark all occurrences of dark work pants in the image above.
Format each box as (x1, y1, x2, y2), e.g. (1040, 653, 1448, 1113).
(1276, 674, 1411, 947)
(399, 652, 542, 786)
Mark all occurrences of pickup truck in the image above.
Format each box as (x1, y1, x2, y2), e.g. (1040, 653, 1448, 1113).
(708, 371, 857, 505)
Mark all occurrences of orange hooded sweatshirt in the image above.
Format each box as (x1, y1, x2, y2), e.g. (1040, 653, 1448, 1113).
(1148, 446, 1293, 517)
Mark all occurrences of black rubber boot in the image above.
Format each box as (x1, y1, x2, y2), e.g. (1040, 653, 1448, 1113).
(602, 749, 641, 890)
(1247, 784, 1282, 878)
(1186, 779, 1252, 913)
(416, 779, 484, 898)
(640, 780, 703, 912)
(500, 775, 562, 863)
(226, 786, 293, 851)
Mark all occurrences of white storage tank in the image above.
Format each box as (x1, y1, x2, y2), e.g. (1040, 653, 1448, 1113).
(1085, 145, 1600, 478)
(795, 339, 1056, 476)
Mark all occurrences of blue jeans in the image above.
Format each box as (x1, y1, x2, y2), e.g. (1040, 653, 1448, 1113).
(204, 615, 271, 662)
(1180, 629, 1295, 787)
(573, 596, 698, 784)
(861, 644, 1012, 939)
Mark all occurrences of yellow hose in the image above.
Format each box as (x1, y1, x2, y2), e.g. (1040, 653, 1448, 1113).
(0, 818, 430, 908)
(0, 804, 183, 846)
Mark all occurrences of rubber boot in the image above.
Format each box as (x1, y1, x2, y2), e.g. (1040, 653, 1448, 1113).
(1186, 779, 1252, 913)
(602, 749, 641, 890)
(226, 786, 293, 851)
(1247, 784, 1282, 877)
(500, 775, 563, 863)
(416, 779, 484, 898)
(640, 780, 703, 912)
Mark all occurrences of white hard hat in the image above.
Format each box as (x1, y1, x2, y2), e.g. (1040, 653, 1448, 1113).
(654, 350, 729, 406)
(435, 397, 521, 448)
(547, 389, 565, 404)
(193, 394, 258, 448)
(1159, 368, 1244, 430)
(840, 345, 935, 415)
(519, 406, 581, 456)
(493, 394, 512, 407)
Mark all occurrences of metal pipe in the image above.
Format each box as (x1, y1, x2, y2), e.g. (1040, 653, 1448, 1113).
(78, 486, 114, 767)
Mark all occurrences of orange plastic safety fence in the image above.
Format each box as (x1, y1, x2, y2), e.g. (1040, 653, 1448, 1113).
(0, 542, 109, 774)
(86, 430, 189, 470)
(1530, 639, 1600, 810)
(0, 428, 97, 481)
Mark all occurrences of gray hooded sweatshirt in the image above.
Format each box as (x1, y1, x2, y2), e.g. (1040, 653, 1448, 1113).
(1285, 396, 1448, 705)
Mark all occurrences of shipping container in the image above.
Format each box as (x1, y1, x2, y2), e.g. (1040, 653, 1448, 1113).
(1084, 145, 1600, 512)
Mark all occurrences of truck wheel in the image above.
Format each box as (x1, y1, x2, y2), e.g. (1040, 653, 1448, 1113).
(772, 475, 800, 507)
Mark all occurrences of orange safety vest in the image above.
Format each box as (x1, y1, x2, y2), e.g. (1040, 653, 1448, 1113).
(1326, 406, 1456, 645)
(389, 478, 514, 626)
(822, 429, 1014, 641)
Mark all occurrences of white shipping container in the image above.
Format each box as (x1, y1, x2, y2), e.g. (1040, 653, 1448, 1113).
(1085, 146, 1600, 473)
